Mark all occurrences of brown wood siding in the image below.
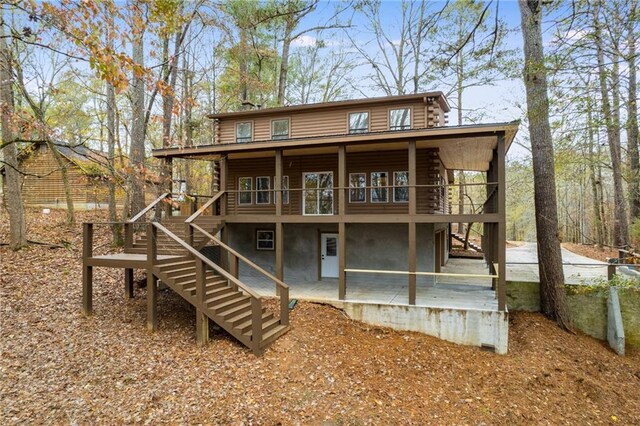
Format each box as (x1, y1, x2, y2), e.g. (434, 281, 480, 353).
(0, 147, 138, 207)
(225, 148, 442, 216)
(219, 100, 431, 144)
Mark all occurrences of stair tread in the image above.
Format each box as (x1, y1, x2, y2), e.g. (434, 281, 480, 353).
(211, 294, 249, 311)
(216, 301, 251, 318)
(236, 312, 275, 333)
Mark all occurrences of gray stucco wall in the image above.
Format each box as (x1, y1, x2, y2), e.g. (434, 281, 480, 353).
(226, 222, 440, 284)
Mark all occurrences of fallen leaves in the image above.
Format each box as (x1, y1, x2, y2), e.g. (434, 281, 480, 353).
(0, 208, 639, 424)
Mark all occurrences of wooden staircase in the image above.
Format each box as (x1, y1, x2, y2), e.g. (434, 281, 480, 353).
(153, 257, 289, 351)
(126, 216, 223, 255)
(82, 192, 291, 355)
(452, 232, 483, 253)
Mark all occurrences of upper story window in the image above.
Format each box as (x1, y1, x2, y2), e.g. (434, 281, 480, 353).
(348, 112, 369, 134)
(272, 119, 289, 140)
(389, 108, 411, 130)
(236, 122, 252, 143)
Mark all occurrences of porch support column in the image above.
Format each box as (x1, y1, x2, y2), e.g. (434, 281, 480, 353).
(82, 223, 93, 316)
(219, 155, 229, 270)
(338, 145, 347, 300)
(497, 133, 507, 311)
(146, 223, 158, 331)
(124, 268, 134, 299)
(275, 149, 284, 294)
(408, 141, 417, 305)
(163, 157, 173, 218)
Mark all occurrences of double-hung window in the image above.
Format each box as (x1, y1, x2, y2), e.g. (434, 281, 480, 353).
(349, 173, 366, 203)
(236, 122, 252, 142)
(256, 230, 274, 250)
(394, 171, 409, 203)
(272, 119, 289, 140)
(370, 172, 388, 203)
(348, 112, 369, 134)
(389, 108, 411, 130)
(238, 177, 252, 204)
(256, 176, 270, 204)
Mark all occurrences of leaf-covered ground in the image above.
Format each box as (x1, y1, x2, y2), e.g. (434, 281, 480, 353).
(1, 209, 640, 424)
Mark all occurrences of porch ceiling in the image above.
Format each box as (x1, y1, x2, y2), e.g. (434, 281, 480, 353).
(418, 136, 497, 171)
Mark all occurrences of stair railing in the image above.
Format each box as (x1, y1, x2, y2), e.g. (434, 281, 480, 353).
(151, 222, 266, 352)
(189, 222, 289, 327)
(184, 191, 225, 246)
(125, 192, 171, 248)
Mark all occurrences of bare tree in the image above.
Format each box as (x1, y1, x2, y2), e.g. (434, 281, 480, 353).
(519, 0, 571, 330)
(0, 9, 26, 249)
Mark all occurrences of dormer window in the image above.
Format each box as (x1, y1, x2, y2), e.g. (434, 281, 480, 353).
(348, 112, 369, 134)
(272, 119, 289, 140)
(390, 108, 411, 130)
(236, 122, 252, 142)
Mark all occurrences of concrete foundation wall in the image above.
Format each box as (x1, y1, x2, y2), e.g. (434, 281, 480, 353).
(227, 222, 440, 284)
(506, 281, 640, 349)
(342, 302, 509, 354)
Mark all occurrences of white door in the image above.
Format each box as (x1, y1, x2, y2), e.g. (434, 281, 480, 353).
(321, 233, 339, 278)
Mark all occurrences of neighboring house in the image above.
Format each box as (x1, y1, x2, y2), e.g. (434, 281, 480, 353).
(150, 92, 519, 352)
(0, 141, 155, 209)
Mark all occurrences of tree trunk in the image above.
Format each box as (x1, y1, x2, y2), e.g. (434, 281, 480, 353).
(277, 28, 293, 106)
(587, 100, 604, 247)
(106, 17, 122, 245)
(627, 0, 640, 220)
(46, 140, 75, 224)
(519, 0, 571, 330)
(129, 5, 146, 218)
(593, 0, 628, 249)
(0, 13, 27, 250)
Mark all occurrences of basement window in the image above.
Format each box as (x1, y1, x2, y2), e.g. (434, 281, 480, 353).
(256, 230, 274, 250)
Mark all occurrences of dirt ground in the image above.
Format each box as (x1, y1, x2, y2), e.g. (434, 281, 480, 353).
(562, 242, 619, 262)
(2, 209, 640, 424)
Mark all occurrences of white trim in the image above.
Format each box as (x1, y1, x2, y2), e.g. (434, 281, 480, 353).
(271, 118, 290, 140)
(389, 107, 412, 131)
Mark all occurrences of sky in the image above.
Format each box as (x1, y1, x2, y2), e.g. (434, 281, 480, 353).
(296, 0, 531, 159)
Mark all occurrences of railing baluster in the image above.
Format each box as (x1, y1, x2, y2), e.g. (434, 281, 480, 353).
(82, 223, 93, 316)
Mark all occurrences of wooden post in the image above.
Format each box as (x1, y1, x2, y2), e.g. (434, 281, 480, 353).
(185, 222, 194, 246)
(124, 222, 133, 249)
(608, 264, 616, 280)
(163, 157, 173, 218)
(251, 297, 262, 354)
(408, 141, 417, 305)
(195, 258, 209, 345)
(124, 268, 134, 299)
(220, 156, 228, 216)
(280, 286, 289, 326)
(147, 223, 158, 331)
(338, 145, 347, 300)
(275, 149, 284, 292)
(230, 252, 239, 279)
(82, 223, 93, 316)
(497, 134, 507, 311)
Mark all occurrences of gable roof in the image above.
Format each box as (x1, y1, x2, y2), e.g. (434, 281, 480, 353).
(0, 141, 110, 176)
(208, 91, 451, 120)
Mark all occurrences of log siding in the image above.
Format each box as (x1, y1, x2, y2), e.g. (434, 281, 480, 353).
(225, 149, 442, 216)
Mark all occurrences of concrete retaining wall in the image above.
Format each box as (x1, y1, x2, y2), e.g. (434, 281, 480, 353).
(506, 281, 640, 349)
(342, 302, 509, 354)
